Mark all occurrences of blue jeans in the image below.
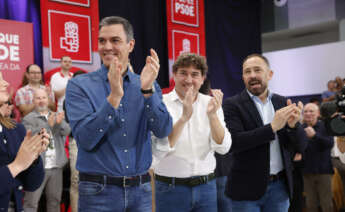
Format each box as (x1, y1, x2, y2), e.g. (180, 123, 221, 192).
(155, 178, 217, 212)
(231, 179, 289, 212)
(216, 176, 232, 212)
(78, 180, 152, 212)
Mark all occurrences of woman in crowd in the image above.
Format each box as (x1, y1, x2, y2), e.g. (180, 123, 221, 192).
(0, 71, 50, 212)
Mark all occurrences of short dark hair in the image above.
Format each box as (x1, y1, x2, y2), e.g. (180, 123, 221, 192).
(99, 16, 134, 42)
(243, 53, 270, 67)
(61, 56, 71, 61)
(172, 53, 208, 76)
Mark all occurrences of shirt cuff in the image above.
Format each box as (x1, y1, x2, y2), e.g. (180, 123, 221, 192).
(210, 130, 232, 155)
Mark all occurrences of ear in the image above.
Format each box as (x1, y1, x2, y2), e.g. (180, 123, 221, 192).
(128, 39, 135, 53)
(268, 69, 273, 80)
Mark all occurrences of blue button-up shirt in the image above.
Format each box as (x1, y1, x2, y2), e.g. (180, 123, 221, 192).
(247, 90, 284, 174)
(65, 65, 172, 177)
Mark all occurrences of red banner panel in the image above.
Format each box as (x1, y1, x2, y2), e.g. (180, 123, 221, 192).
(41, 0, 100, 76)
(51, 0, 90, 7)
(48, 10, 91, 63)
(172, 30, 200, 61)
(0, 19, 33, 91)
(164, 0, 205, 92)
(171, 0, 199, 26)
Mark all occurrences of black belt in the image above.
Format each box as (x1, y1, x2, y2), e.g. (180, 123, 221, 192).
(79, 172, 151, 187)
(269, 171, 285, 182)
(155, 173, 215, 187)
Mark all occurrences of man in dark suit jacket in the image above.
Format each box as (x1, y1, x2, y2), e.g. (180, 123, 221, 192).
(223, 54, 307, 212)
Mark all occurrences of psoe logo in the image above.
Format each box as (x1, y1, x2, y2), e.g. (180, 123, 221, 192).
(60, 21, 79, 52)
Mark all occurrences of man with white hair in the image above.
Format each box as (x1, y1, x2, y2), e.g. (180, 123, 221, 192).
(23, 88, 70, 212)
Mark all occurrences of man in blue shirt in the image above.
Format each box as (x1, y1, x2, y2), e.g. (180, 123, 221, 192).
(65, 16, 172, 212)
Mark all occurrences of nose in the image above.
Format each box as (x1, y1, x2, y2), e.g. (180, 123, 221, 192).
(185, 74, 193, 83)
(104, 40, 112, 50)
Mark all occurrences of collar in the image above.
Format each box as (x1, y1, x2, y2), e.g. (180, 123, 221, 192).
(99, 64, 132, 82)
(60, 71, 73, 78)
(32, 109, 51, 118)
(247, 89, 273, 103)
(25, 84, 44, 91)
(168, 89, 200, 104)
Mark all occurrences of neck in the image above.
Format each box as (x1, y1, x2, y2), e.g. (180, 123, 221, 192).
(28, 82, 40, 88)
(258, 89, 268, 103)
(61, 69, 69, 75)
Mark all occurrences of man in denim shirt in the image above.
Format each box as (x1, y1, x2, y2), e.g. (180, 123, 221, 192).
(65, 16, 172, 212)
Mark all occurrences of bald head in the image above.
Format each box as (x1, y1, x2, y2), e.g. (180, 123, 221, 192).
(303, 103, 320, 126)
(33, 88, 49, 113)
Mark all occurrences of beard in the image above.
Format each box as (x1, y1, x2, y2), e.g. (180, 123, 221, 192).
(246, 79, 268, 96)
(36, 105, 48, 113)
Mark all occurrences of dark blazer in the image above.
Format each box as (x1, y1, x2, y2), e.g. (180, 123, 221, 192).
(0, 123, 44, 212)
(302, 121, 334, 174)
(223, 90, 307, 201)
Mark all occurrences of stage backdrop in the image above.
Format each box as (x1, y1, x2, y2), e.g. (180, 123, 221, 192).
(0, 19, 34, 92)
(164, 0, 206, 93)
(40, 0, 100, 77)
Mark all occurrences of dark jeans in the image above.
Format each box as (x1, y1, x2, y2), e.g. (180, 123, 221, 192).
(155, 178, 217, 212)
(78, 180, 152, 212)
(216, 176, 232, 212)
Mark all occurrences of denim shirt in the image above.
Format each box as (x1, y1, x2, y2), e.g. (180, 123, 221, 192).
(65, 65, 172, 177)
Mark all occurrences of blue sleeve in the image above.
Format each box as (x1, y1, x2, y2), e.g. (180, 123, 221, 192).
(143, 82, 172, 138)
(14, 124, 45, 191)
(65, 79, 121, 151)
(17, 157, 44, 191)
(0, 166, 15, 196)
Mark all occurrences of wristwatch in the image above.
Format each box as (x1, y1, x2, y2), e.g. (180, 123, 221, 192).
(141, 86, 155, 94)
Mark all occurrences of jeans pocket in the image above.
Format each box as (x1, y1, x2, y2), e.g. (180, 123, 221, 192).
(79, 181, 105, 196)
(155, 180, 174, 193)
(140, 182, 152, 193)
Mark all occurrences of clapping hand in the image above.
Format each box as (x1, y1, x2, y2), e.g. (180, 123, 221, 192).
(181, 86, 194, 123)
(140, 49, 160, 92)
(207, 89, 223, 118)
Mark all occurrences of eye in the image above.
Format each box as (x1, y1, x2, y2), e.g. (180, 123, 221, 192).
(191, 72, 201, 78)
(98, 38, 105, 44)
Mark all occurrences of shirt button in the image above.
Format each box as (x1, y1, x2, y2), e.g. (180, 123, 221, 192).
(99, 129, 103, 132)
(123, 133, 127, 137)
(18, 186, 23, 190)
(150, 118, 154, 122)
(120, 104, 123, 107)
(146, 105, 150, 108)
(3, 139, 6, 144)
(108, 115, 112, 119)
(124, 149, 128, 153)
(121, 118, 125, 122)
(126, 165, 129, 169)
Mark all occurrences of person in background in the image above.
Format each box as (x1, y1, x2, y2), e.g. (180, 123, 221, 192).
(50, 56, 73, 112)
(301, 103, 334, 212)
(0, 72, 50, 212)
(321, 80, 336, 102)
(23, 88, 70, 212)
(15, 64, 56, 117)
